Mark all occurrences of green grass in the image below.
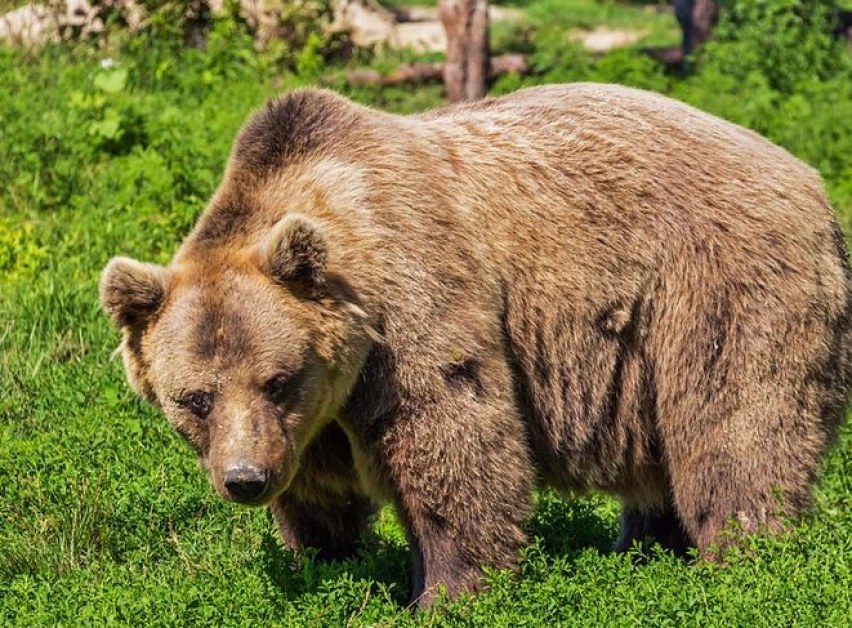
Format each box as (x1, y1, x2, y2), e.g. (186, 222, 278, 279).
(2, 1, 852, 624)
(0, 0, 28, 11)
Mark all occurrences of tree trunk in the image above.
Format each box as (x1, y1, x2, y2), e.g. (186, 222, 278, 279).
(439, 0, 489, 102)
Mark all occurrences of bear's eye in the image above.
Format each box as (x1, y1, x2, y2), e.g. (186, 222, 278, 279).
(180, 391, 213, 419)
(264, 371, 302, 406)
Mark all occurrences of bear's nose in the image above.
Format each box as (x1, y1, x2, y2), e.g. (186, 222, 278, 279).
(223, 465, 270, 502)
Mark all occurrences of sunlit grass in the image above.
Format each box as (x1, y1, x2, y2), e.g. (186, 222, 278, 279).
(1, 5, 851, 623)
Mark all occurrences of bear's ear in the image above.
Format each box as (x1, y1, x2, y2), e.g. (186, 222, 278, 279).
(259, 214, 328, 293)
(100, 257, 169, 328)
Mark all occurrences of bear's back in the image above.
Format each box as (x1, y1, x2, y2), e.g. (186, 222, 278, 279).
(408, 83, 837, 292)
(417, 83, 827, 229)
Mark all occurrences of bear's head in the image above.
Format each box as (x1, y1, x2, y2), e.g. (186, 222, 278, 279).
(100, 213, 374, 505)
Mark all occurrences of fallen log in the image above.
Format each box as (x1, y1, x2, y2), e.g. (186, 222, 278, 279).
(345, 52, 528, 87)
(641, 45, 685, 67)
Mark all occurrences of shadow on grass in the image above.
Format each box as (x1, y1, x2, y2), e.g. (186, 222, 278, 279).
(260, 523, 413, 606)
(528, 491, 621, 557)
(259, 491, 624, 605)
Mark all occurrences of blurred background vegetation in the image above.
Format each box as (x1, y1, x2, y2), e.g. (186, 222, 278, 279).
(1, 0, 851, 624)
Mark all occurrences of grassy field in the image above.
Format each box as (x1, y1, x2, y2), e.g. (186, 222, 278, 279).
(2, 1, 852, 625)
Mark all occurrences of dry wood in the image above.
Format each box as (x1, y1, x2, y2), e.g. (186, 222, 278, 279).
(345, 53, 527, 87)
(439, 0, 489, 101)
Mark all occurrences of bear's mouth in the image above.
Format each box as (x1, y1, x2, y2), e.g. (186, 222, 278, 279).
(226, 492, 272, 507)
(220, 480, 280, 507)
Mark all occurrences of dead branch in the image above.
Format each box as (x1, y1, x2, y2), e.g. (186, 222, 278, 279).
(345, 53, 527, 87)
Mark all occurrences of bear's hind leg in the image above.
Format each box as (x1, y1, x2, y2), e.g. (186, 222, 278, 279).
(650, 274, 840, 558)
(615, 503, 692, 556)
(663, 396, 821, 558)
(668, 452, 804, 558)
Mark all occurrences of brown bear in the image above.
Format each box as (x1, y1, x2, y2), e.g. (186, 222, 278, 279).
(100, 83, 851, 607)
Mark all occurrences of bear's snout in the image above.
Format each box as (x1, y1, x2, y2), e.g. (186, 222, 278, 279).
(223, 464, 270, 504)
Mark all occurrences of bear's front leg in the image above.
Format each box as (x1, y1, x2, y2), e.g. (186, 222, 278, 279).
(272, 491, 373, 561)
(271, 421, 375, 561)
(376, 377, 535, 607)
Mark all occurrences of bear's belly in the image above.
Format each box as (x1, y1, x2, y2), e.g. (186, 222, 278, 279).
(501, 285, 664, 498)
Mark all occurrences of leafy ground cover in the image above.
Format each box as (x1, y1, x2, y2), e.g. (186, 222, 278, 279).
(2, 1, 851, 625)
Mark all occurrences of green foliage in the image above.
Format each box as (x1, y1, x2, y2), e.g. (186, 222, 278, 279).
(251, 0, 343, 64)
(1, 0, 852, 624)
(702, 0, 844, 94)
(57, 0, 345, 74)
(295, 31, 327, 80)
(669, 0, 852, 227)
(0, 218, 48, 281)
(496, 0, 852, 228)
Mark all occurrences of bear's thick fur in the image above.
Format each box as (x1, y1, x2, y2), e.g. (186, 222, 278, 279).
(100, 84, 851, 606)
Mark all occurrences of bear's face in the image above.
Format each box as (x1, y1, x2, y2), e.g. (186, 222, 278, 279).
(100, 214, 373, 506)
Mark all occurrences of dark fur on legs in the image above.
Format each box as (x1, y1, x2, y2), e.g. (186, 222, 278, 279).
(272, 491, 374, 561)
(616, 505, 692, 557)
(271, 422, 375, 561)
